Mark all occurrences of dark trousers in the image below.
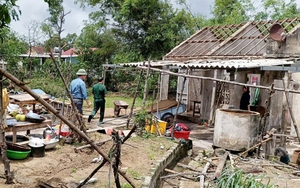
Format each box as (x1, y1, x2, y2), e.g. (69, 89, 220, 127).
(73, 98, 83, 114)
(90, 99, 105, 122)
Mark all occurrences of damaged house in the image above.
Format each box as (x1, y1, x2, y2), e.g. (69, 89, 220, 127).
(124, 18, 300, 139)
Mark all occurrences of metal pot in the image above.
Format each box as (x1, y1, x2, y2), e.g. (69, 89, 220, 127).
(28, 138, 45, 157)
(43, 127, 56, 140)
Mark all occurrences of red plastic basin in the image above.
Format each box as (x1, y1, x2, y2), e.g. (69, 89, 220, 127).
(173, 131, 190, 140)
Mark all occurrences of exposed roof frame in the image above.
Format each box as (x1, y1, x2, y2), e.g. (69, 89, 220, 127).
(164, 17, 300, 61)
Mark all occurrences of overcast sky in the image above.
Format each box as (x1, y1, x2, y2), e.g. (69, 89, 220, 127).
(9, 0, 214, 38)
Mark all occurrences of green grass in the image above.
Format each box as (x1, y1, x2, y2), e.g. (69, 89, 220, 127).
(86, 91, 153, 109)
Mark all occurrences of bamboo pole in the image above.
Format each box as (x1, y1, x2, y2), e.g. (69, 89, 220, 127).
(49, 53, 84, 132)
(137, 66, 300, 94)
(282, 79, 300, 143)
(0, 68, 136, 188)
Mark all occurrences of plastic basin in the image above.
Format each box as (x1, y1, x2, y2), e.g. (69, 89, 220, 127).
(173, 131, 190, 140)
(6, 149, 31, 160)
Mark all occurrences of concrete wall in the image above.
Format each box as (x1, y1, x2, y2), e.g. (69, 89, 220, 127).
(266, 28, 300, 57)
(142, 140, 192, 188)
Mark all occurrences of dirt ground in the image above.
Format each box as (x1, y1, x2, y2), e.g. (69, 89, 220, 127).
(0, 108, 176, 188)
(1, 107, 300, 188)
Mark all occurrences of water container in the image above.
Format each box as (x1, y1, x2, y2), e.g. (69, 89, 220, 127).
(213, 109, 260, 151)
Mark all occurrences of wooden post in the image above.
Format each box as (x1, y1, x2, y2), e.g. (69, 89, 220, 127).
(171, 69, 188, 138)
(102, 68, 106, 86)
(263, 84, 275, 159)
(142, 61, 151, 108)
(0, 74, 13, 184)
(156, 73, 161, 117)
(126, 69, 144, 129)
(282, 79, 300, 143)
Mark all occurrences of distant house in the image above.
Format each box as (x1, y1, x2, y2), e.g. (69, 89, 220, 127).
(26, 46, 46, 55)
(61, 47, 78, 63)
(19, 47, 99, 65)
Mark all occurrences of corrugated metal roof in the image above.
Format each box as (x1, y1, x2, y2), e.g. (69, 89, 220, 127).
(164, 18, 300, 61)
(173, 59, 294, 69)
(121, 59, 294, 69)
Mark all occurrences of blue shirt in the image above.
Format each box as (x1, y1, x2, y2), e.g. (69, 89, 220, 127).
(70, 78, 88, 100)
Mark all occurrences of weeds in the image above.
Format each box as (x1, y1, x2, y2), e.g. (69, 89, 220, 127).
(217, 168, 274, 188)
(127, 169, 142, 180)
(121, 183, 132, 188)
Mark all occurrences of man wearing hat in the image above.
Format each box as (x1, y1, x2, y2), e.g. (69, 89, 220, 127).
(70, 69, 90, 114)
(88, 77, 107, 125)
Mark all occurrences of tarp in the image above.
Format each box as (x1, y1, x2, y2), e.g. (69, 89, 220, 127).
(146, 99, 178, 113)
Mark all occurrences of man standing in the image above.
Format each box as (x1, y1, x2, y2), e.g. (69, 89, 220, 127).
(88, 77, 107, 125)
(70, 69, 90, 114)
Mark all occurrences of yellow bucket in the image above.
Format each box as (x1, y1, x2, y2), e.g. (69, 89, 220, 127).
(145, 120, 167, 135)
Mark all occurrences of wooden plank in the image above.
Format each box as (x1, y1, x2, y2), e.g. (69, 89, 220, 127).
(9, 94, 50, 102)
(200, 161, 210, 188)
(4, 119, 52, 132)
(213, 152, 229, 180)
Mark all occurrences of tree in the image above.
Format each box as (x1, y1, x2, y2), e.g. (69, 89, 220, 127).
(76, 0, 202, 62)
(41, 0, 70, 60)
(0, 0, 20, 28)
(255, 0, 300, 21)
(210, 0, 254, 25)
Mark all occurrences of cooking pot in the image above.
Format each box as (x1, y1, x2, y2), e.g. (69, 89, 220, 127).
(43, 129, 56, 141)
(28, 138, 45, 157)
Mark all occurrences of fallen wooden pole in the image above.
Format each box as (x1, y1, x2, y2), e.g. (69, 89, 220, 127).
(160, 172, 203, 179)
(162, 179, 178, 187)
(237, 137, 273, 159)
(177, 163, 202, 172)
(165, 168, 197, 181)
(0, 68, 136, 188)
(74, 138, 112, 153)
(77, 160, 106, 188)
(200, 161, 210, 188)
(213, 152, 228, 180)
(258, 163, 297, 170)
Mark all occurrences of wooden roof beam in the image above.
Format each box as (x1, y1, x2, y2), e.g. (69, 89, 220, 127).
(206, 22, 252, 55)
